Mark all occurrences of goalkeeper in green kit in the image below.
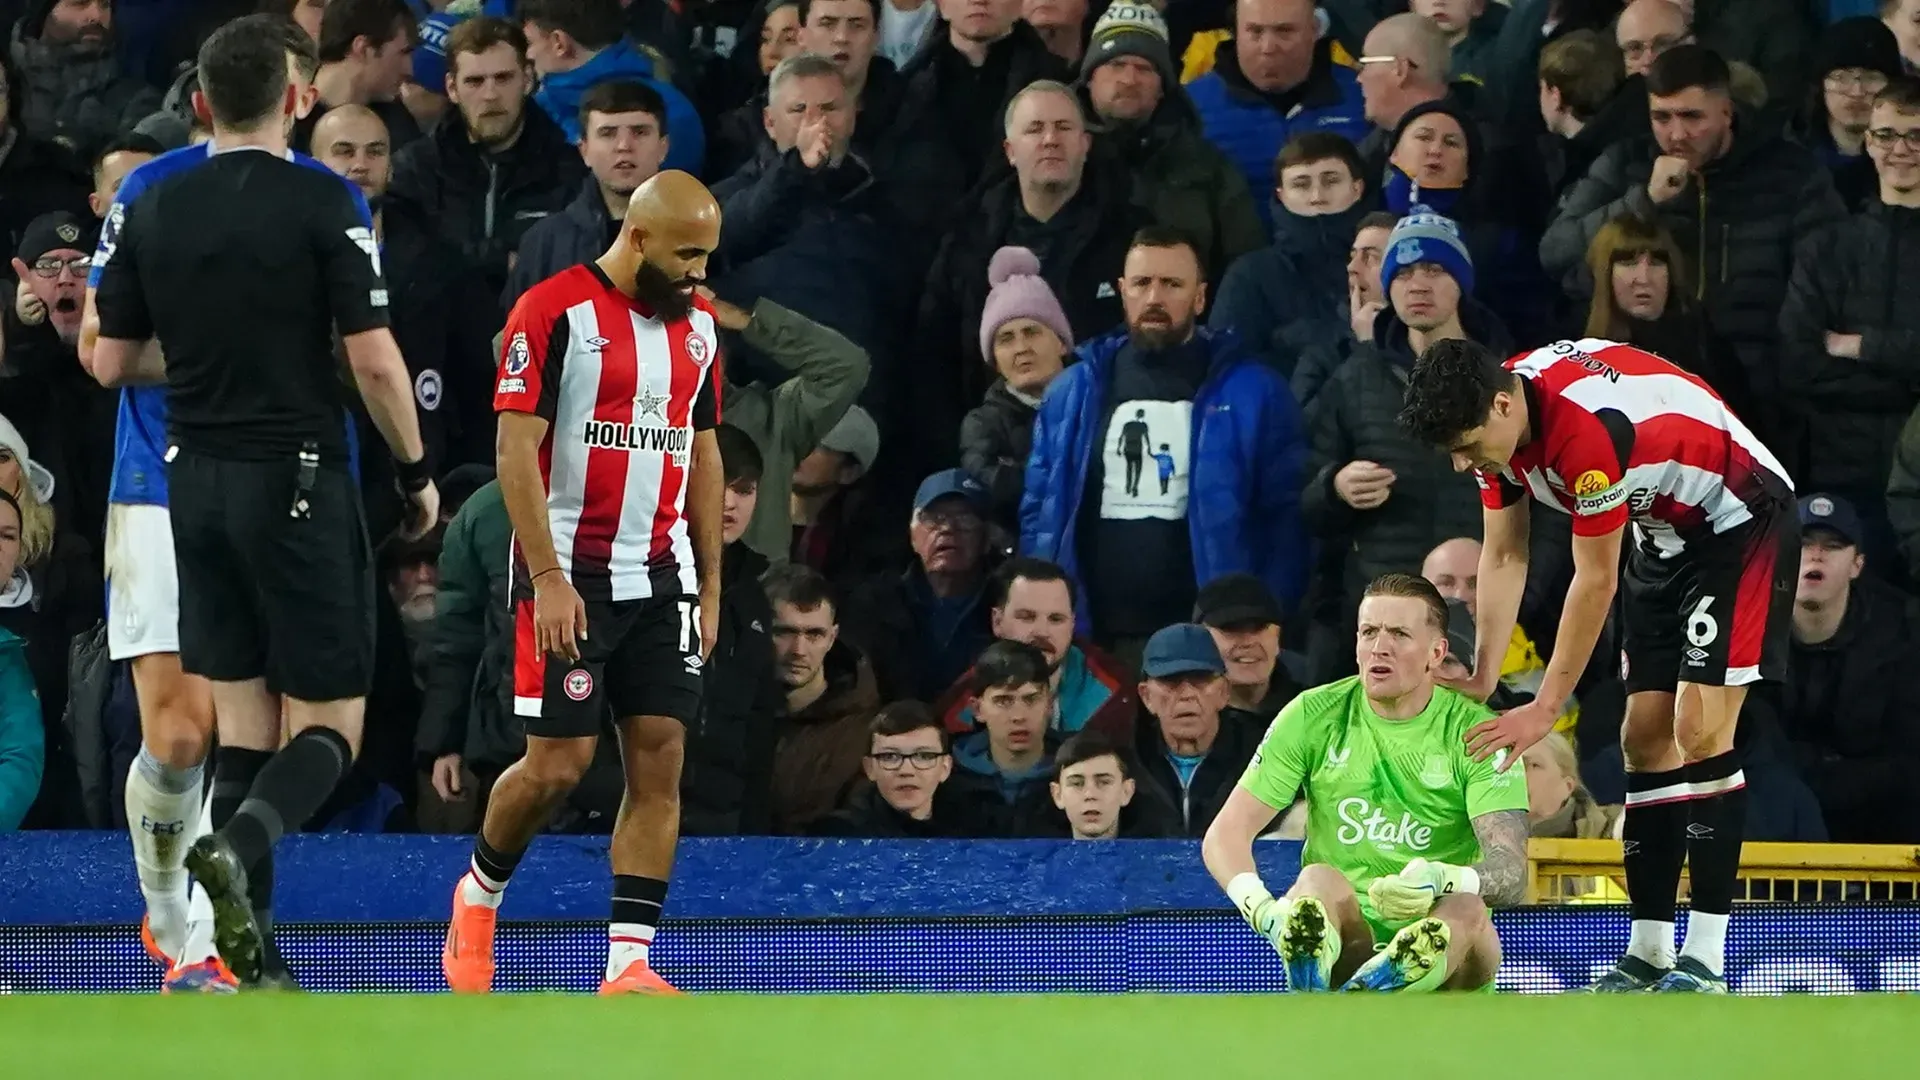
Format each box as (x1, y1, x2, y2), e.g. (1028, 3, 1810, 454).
(1201, 574, 1531, 992)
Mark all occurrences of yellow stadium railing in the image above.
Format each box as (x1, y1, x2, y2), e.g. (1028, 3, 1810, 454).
(1526, 840, 1920, 905)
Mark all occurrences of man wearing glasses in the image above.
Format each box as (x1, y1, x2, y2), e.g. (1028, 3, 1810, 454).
(1804, 17, 1905, 210)
(3, 211, 114, 548)
(1782, 75, 1920, 580)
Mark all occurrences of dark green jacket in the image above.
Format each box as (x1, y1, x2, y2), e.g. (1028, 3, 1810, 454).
(416, 480, 516, 770)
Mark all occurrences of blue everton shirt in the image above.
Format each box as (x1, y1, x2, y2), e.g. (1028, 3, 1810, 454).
(91, 142, 375, 507)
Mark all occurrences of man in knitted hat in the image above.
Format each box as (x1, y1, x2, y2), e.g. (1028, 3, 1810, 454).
(1802, 17, 1905, 209)
(1300, 209, 1506, 653)
(1077, 2, 1263, 282)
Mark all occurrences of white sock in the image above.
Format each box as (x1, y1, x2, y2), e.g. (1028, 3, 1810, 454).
(606, 922, 654, 978)
(125, 747, 204, 959)
(176, 789, 218, 968)
(1680, 911, 1728, 975)
(460, 859, 508, 910)
(1627, 919, 1676, 968)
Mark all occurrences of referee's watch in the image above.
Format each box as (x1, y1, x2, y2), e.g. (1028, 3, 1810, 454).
(395, 455, 434, 494)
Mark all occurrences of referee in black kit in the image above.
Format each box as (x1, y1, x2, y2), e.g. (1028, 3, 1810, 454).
(89, 15, 438, 985)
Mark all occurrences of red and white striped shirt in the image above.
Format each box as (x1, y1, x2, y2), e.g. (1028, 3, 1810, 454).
(494, 264, 721, 601)
(1475, 339, 1792, 557)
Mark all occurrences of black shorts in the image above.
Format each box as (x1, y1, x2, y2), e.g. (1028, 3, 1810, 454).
(169, 452, 374, 701)
(510, 594, 705, 737)
(1619, 499, 1796, 694)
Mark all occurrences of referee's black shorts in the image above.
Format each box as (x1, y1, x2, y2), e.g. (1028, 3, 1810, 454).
(168, 452, 375, 701)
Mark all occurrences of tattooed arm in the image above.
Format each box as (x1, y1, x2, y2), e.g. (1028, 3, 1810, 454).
(1469, 809, 1532, 907)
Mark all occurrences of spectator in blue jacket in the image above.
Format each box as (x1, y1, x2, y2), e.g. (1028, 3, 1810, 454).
(1187, 0, 1369, 230)
(519, 0, 706, 174)
(0, 490, 43, 831)
(1209, 131, 1369, 377)
(1020, 227, 1309, 670)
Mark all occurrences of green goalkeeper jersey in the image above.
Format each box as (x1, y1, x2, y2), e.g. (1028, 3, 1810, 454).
(1239, 677, 1529, 929)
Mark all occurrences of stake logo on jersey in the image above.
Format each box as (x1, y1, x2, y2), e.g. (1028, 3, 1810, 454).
(1239, 678, 1529, 926)
(1474, 339, 1792, 557)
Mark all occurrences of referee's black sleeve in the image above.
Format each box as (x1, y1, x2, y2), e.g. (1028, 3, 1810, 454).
(93, 198, 155, 342)
(313, 181, 391, 336)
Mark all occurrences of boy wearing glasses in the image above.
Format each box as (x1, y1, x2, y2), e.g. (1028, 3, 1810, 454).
(811, 703, 955, 838)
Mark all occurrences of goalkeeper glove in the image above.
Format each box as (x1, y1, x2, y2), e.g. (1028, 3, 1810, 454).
(1225, 873, 1289, 953)
(1366, 858, 1481, 922)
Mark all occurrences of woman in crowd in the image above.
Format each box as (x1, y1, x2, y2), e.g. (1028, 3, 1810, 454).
(708, 0, 805, 178)
(959, 247, 1073, 535)
(0, 486, 43, 832)
(1582, 214, 1753, 422)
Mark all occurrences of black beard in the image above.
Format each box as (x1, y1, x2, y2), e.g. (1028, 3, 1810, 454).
(1127, 315, 1193, 352)
(634, 257, 694, 319)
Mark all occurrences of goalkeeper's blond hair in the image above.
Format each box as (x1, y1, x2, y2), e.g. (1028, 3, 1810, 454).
(1362, 573, 1449, 633)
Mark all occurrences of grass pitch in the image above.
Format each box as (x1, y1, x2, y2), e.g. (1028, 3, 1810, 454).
(5, 993, 1916, 1079)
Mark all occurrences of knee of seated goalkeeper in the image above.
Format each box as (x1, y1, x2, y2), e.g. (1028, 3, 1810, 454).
(1288, 863, 1361, 909)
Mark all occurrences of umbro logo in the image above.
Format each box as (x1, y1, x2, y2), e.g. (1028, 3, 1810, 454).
(585, 336, 610, 351)
(1687, 823, 1714, 839)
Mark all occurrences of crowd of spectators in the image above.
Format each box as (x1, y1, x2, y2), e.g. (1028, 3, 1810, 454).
(1, 0, 1917, 847)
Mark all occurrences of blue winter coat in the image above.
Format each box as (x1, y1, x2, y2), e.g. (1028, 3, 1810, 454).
(1187, 39, 1369, 230)
(0, 625, 43, 831)
(533, 40, 705, 176)
(1019, 328, 1311, 632)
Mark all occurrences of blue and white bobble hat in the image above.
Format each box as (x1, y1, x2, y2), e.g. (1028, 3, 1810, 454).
(1380, 207, 1475, 298)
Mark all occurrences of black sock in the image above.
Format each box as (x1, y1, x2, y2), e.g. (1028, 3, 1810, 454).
(471, 833, 524, 888)
(1684, 750, 1748, 915)
(210, 747, 272, 829)
(1622, 765, 1690, 924)
(222, 728, 352, 873)
(212, 747, 284, 970)
(611, 875, 668, 929)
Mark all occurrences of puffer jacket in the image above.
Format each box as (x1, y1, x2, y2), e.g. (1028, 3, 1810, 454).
(959, 380, 1039, 533)
(1082, 83, 1265, 283)
(1300, 300, 1512, 609)
(711, 147, 898, 393)
(1019, 327, 1311, 627)
(1186, 37, 1369, 230)
(8, 19, 159, 159)
(1208, 200, 1364, 377)
(1779, 203, 1920, 500)
(1539, 121, 1847, 431)
(387, 105, 586, 299)
(415, 481, 518, 772)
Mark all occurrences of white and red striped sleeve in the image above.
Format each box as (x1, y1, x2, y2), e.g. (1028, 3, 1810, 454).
(494, 277, 576, 420)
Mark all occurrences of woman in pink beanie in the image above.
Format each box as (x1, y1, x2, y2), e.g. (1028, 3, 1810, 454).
(960, 246, 1075, 531)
